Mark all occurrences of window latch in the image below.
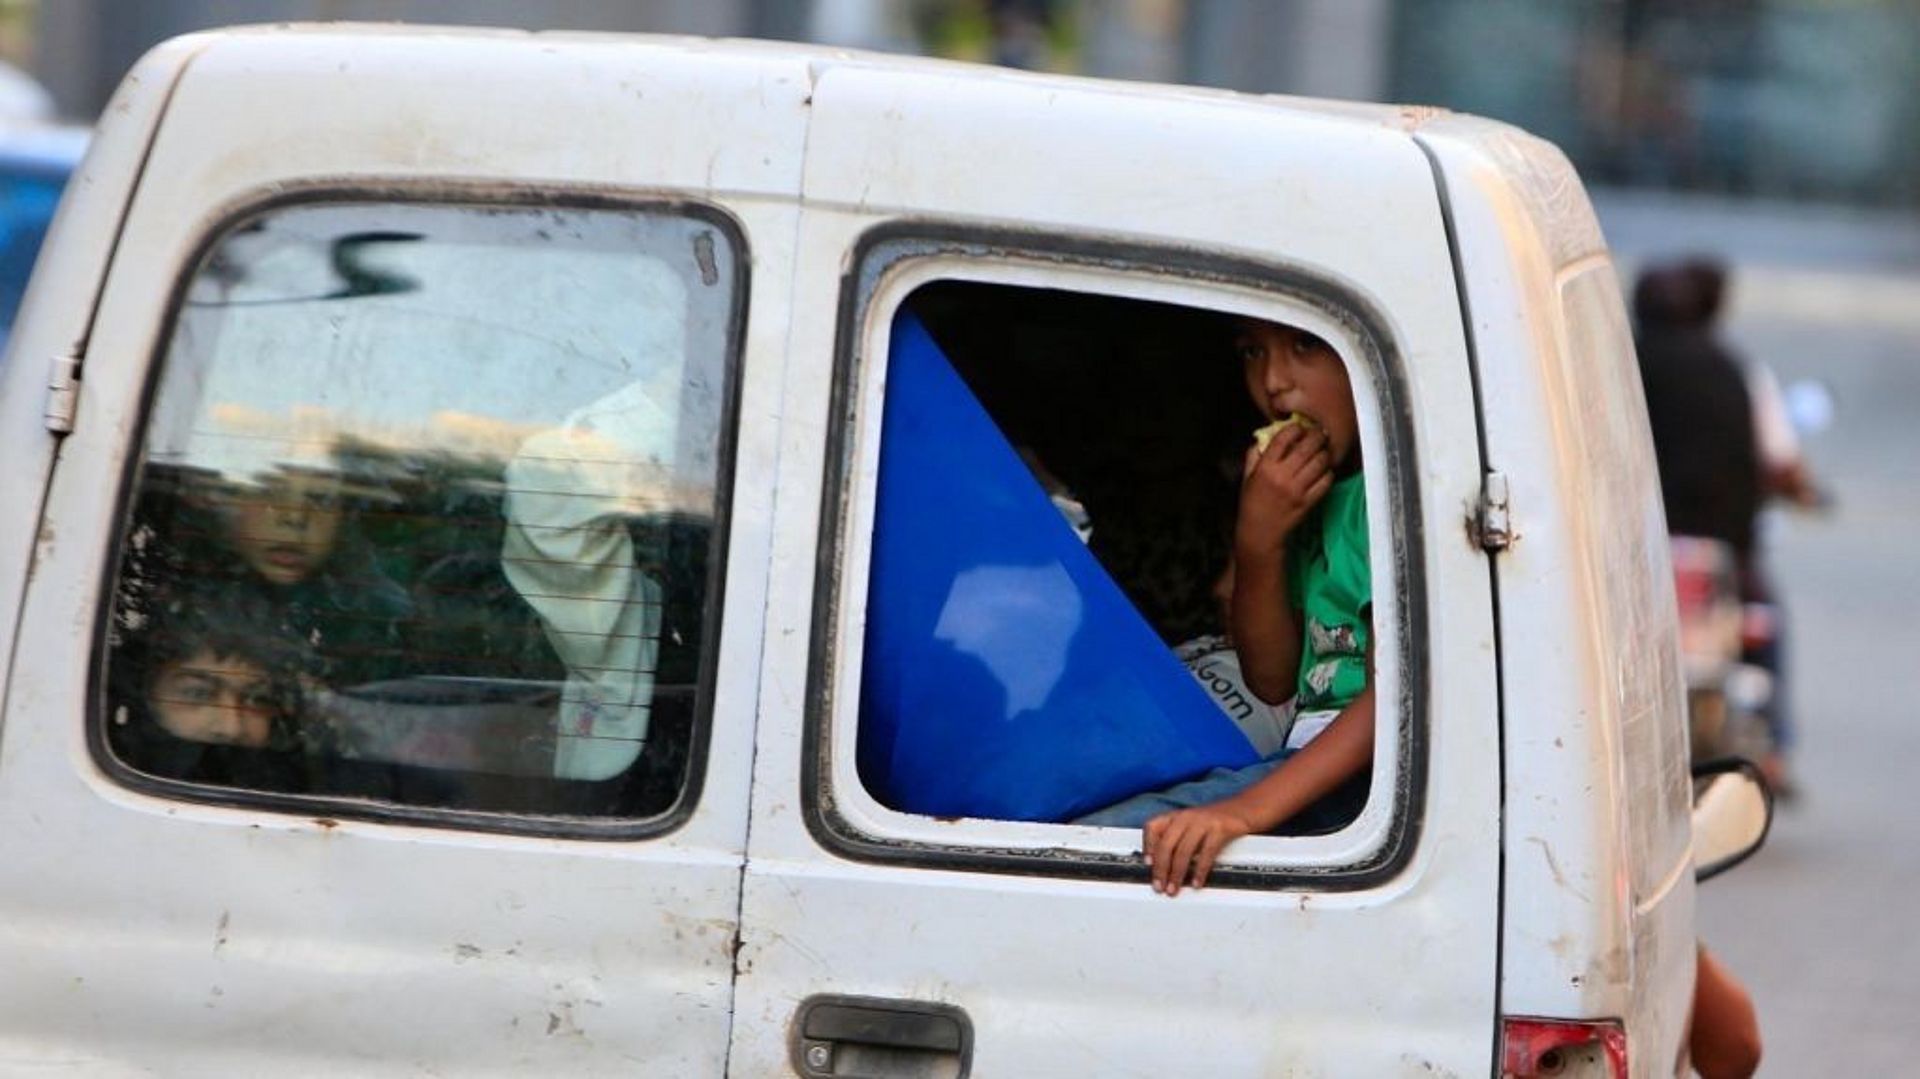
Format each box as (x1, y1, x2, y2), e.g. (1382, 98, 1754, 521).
(1474, 470, 1513, 552)
(45, 353, 81, 435)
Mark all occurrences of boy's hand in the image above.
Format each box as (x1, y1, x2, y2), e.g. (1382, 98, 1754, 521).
(1143, 804, 1255, 896)
(1237, 424, 1333, 556)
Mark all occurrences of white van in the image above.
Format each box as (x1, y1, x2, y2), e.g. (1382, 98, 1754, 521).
(0, 25, 1764, 1077)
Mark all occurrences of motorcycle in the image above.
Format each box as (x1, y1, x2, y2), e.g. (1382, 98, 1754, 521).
(1671, 534, 1761, 764)
(1674, 374, 1834, 775)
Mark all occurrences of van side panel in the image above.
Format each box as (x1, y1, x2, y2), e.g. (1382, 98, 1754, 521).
(1420, 119, 1695, 1076)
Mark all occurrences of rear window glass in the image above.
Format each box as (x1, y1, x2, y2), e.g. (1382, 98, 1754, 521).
(100, 201, 740, 827)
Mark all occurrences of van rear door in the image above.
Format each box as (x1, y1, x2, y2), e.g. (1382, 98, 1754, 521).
(0, 28, 806, 1073)
(730, 61, 1505, 1076)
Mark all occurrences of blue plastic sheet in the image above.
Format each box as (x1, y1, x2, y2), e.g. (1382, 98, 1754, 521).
(857, 313, 1258, 823)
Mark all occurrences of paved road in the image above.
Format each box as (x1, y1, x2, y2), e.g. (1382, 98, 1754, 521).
(1598, 192, 1920, 1074)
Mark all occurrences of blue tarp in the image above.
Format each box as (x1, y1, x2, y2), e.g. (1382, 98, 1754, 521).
(857, 313, 1258, 823)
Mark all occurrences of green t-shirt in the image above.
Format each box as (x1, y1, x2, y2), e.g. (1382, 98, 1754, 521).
(1285, 472, 1372, 711)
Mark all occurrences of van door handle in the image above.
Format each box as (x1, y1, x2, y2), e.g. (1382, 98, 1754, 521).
(793, 995, 973, 1078)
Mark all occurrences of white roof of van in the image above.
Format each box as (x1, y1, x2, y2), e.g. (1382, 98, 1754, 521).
(213, 22, 1457, 135)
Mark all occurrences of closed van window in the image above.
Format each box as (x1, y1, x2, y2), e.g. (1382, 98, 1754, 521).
(101, 201, 741, 828)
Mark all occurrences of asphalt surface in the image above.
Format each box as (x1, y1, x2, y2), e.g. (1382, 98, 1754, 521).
(1597, 191, 1920, 1075)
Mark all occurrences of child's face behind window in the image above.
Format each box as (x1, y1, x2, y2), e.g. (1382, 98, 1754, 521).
(219, 470, 344, 586)
(1235, 322, 1359, 469)
(149, 649, 278, 747)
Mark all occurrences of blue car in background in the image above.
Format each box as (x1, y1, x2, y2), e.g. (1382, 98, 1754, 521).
(0, 125, 86, 348)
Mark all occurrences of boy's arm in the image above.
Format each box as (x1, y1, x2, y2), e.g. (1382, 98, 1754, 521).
(1229, 546, 1302, 704)
(1232, 424, 1332, 703)
(1144, 685, 1374, 895)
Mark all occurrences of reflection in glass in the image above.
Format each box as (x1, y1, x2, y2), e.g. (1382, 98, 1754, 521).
(932, 564, 1082, 716)
(106, 202, 738, 821)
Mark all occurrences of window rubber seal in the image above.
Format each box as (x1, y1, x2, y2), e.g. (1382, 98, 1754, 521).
(84, 181, 750, 842)
(800, 220, 1430, 891)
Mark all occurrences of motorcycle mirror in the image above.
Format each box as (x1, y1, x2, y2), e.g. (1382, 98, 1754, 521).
(1783, 378, 1835, 436)
(1692, 758, 1774, 883)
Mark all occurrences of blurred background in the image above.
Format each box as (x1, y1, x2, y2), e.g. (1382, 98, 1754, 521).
(13, 0, 1920, 209)
(3, 1, 1914, 1071)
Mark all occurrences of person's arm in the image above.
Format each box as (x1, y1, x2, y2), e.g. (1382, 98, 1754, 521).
(1230, 545, 1301, 704)
(1764, 458, 1825, 508)
(1143, 628, 1374, 896)
(502, 386, 672, 781)
(1690, 945, 1762, 1078)
(1232, 424, 1332, 703)
(1747, 361, 1824, 508)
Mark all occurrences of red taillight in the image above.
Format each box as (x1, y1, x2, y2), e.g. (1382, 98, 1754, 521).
(1501, 1017, 1627, 1077)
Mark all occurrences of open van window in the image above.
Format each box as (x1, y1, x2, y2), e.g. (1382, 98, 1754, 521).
(98, 199, 745, 834)
(811, 246, 1417, 884)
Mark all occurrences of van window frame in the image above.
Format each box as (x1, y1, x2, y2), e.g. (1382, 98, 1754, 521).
(803, 223, 1432, 891)
(84, 183, 751, 842)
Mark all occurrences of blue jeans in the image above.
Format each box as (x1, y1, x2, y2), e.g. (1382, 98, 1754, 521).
(1074, 749, 1368, 835)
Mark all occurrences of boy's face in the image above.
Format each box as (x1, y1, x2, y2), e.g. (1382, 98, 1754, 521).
(1236, 321, 1359, 467)
(220, 471, 344, 586)
(149, 648, 277, 747)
